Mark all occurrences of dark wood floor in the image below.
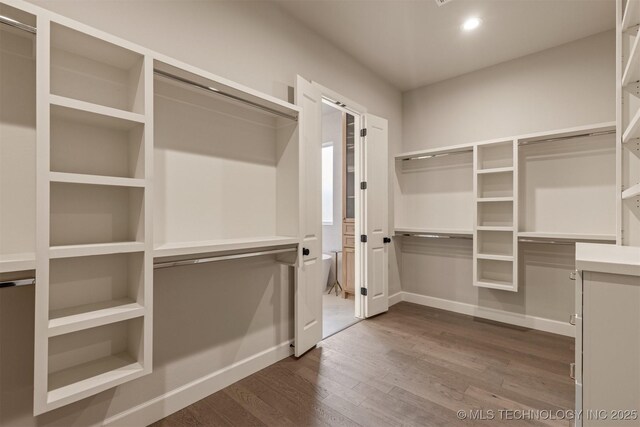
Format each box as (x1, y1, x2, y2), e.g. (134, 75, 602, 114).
(152, 302, 575, 427)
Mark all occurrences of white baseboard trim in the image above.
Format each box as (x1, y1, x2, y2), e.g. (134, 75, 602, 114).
(388, 291, 403, 306)
(104, 341, 294, 427)
(398, 291, 574, 337)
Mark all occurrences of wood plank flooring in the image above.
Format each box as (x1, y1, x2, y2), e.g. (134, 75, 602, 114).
(152, 302, 575, 427)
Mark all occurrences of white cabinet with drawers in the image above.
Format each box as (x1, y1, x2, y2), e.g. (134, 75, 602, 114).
(575, 243, 640, 427)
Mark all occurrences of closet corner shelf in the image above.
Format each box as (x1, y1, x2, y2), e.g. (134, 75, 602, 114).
(623, 108, 640, 143)
(153, 236, 299, 259)
(476, 254, 514, 262)
(48, 300, 144, 338)
(47, 355, 145, 411)
(476, 167, 513, 175)
(622, 183, 640, 200)
(0, 252, 36, 273)
(517, 231, 616, 243)
(394, 227, 473, 237)
(622, 0, 640, 31)
(49, 242, 145, 259)
(50, 172, 145, 188)
(476, 197, 513, 203)
(49, 94, 145, 125)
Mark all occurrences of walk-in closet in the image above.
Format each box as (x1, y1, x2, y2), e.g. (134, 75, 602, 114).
(0, 0, 638, 426)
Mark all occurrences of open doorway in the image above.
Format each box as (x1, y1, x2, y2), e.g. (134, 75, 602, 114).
(321, 99, 361, 338)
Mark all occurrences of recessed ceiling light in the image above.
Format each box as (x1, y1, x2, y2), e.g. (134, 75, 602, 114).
(462, 17, 482, 32)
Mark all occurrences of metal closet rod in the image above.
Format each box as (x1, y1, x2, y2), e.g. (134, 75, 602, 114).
(154, 247, 297, 269)
(402, 149, 473, 162)
(518, 238, 576, 246)
(401, 233, 472, 240)
(518, 130, 615, 146)
(0, 15, 36, 34)
(0, 278, 35, 288)
(154, 69, 298, 122)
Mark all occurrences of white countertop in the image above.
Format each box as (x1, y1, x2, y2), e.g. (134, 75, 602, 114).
(576, 243, 640, 277)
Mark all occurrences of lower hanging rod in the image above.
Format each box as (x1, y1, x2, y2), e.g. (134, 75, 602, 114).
(154, 247, 297, 269)
(0, 15, 36, 34)
(0, 278, 35, 288)
(154, 69, 298, 122)
(518, 239, 575, 246)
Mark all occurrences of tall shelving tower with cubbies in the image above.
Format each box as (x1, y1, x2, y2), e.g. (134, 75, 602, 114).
(619, 0, 640, 246)
(34, 20, 153, 414)
(473, 140, 518, 291)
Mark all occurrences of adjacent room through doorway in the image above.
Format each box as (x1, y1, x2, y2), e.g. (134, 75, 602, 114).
(320, 100, 360, 338)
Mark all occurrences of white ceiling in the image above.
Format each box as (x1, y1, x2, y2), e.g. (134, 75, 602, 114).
(275, 0, 615, 91)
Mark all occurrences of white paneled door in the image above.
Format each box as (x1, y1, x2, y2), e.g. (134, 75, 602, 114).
(294, 76, 323, 356)
(362, 114, 389, 318)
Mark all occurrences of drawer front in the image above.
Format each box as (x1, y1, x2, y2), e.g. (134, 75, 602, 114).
(344, 235, 355, 247)
(343, 222, 355, 236)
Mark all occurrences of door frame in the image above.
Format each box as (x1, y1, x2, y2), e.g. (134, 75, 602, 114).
(312, 81, 367, 319)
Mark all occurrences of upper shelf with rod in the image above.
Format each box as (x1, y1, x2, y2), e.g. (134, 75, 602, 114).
(395, 142, 474, 161)
(154, 60, 299, 122)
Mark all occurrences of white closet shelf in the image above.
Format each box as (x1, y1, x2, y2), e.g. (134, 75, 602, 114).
(476, 226, 513, 232)
(49, 172, 146, 188)
(50, 101, 144, 131)
(154, 236, 299, 258)
(622, 30, 640, 86)
(476, 167, 514, 175)
(49, 95, 145, 125)
(622, 182, 640, 200)
(623, 108, 640, 143)
(47, 354, 144, 410)
(477, 197, 513, 203)
(517, 231, 616, 242)
(50, 242, 145, 259)
(622, 0, 640, 32)
(476, 254, 514, 262)
(48, 299, 145, 337)
(394, 227, 473, 236)
(0, 252, 36, 273)
(475, 279, 515, 291)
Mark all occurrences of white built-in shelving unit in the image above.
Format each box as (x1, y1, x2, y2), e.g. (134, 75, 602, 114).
(518, 125, 617, 244)
(473, 140, 518, 291)
(33, 20, 154, 414)
(394, 145, 474, 239)
(619, 0, 640, 246)
(0, 2, 303, 414)
(394, 121, 618, 293)
(152, 60, 300, 261)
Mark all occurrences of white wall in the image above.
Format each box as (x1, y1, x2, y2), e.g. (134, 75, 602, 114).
(398, 30, 615, 325)
(403, 31, 615, 151)
(1, 1, 402, 425)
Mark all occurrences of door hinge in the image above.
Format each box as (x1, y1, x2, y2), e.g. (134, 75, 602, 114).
(360, 128, 367, 137)
(360, 287, 368, 296)
(360, 235, 367, 243)
(360, 182, 367, 190)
